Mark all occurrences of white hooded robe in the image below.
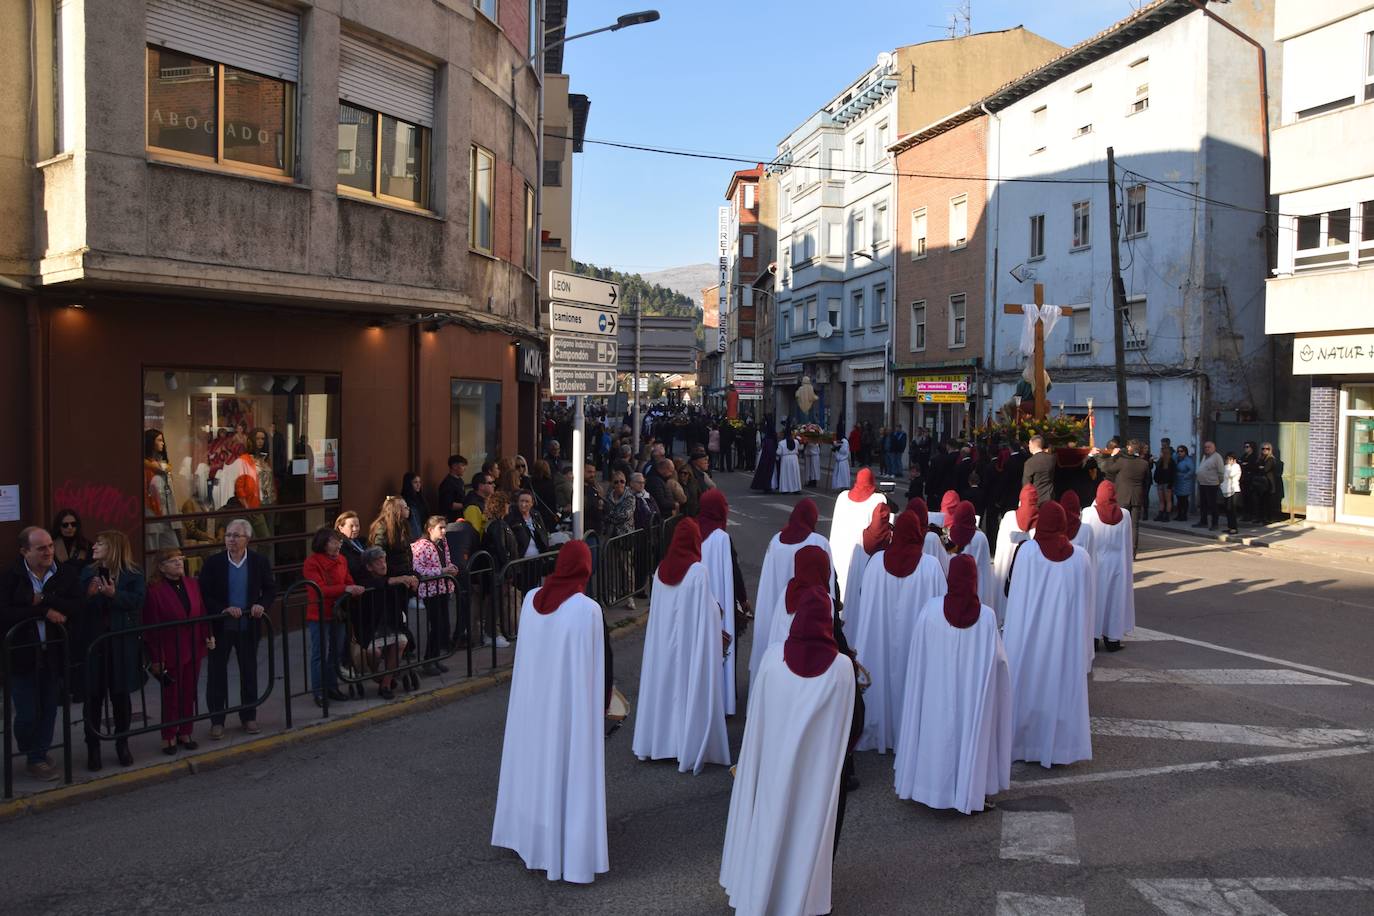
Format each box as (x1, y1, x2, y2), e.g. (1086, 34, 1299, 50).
(491, 591, 608, 883)
(701, 527, 739, 715)
(775, 440, 802, 493)
(830, 440, 851, 490)
(829, 490, 888, 606)
(750, 532, 831, 681)
(633, 562, 731, 774)
(894, 601, 1012, 814)
(1081, 506, 1135, 640)
(990, 511, 1029, 624)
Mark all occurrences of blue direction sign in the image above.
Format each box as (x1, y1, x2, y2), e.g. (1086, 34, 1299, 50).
(549, 301, 619, 338)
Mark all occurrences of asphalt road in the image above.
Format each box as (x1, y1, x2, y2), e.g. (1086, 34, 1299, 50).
(3, 473, 1373, 915)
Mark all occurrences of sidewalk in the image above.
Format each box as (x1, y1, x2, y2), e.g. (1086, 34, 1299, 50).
(1139, 515, 1373, 565)
(3, 597, 647, 812)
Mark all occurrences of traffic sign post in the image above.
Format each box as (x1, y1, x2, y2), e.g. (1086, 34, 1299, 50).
(548, 270, 620, 308)
(551, 335, 618, 366)
(550, 367, 617, 397)
(549, 301, 619, 337)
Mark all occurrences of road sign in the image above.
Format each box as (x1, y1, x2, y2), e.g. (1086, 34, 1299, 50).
(734, 379, 763, 400)
(548, 270, 620, 307)
(732, 366, 764, 380)
(550, 366, 617, 396)
(551, 335, 618, 366)
(549, 301, 618, 337)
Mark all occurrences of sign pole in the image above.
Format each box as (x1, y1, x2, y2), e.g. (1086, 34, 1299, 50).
(572, 397, 584, 540)
(633, 297, 642, 457)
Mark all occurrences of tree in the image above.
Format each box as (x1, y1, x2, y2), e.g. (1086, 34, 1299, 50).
(573, 260, 705, 348)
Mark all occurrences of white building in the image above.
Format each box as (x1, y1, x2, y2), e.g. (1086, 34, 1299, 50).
(1266, 0, 1374, 527)
(769, 55, 898, 431)
(981, 0, 1277, 450)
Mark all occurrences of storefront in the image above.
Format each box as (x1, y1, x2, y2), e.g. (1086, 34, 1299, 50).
(898, 374, 971, 441)
(1293, 330, 1374, 527)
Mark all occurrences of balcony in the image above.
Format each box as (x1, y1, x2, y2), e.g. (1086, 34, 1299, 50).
(1266, 265, 1374, 334)
(1068, 338, 1092, 355)
(1271, 101, 1374, 195)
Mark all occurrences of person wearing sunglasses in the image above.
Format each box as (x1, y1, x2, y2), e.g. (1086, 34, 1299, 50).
(1256, 442, 1284, 523)
(48, 509, 92, 570)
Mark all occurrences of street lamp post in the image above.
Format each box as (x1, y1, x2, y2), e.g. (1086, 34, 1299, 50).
(514, 8, 659, 540)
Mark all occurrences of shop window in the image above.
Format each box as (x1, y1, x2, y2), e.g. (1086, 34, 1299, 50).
(146, 46, 295, 176)
(451, 380, 502, 471)
(1342, 385, 1374, 523)
(141, 370, 341, 578)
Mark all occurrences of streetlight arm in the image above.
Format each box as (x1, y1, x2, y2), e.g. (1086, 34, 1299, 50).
(518, 11, 659, 71)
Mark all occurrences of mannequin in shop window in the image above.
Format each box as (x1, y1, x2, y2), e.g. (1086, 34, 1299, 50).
(144, 429, 184, 551)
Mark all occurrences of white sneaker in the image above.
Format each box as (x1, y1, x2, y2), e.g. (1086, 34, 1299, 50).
(494, 635, 511, 649)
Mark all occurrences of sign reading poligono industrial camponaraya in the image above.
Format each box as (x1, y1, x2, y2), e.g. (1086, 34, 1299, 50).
(1292, 331, 1374, 375)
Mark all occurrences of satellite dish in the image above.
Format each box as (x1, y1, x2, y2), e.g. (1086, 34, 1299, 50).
(876, 51, 895, 70)
(818, 321, 834, 339)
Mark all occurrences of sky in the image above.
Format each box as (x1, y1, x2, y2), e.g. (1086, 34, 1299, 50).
(561, 0, 1147, 276)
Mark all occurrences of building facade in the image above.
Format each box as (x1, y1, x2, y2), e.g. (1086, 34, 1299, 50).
(1266, 0, 1374, 526)
(0, 0, 544, 570)
(723, 166, 763, 413)
(978, 0, 1277, 450)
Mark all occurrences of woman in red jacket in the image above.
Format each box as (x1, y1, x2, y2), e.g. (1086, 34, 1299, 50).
(303, 527, 365, 706)
(144, 548, 215, 754)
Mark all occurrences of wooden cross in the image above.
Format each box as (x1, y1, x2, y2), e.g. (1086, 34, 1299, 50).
(1003, 283, 1075, 420)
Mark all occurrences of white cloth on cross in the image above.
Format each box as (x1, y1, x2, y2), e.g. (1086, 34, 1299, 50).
(1018, 304, 1067, 357)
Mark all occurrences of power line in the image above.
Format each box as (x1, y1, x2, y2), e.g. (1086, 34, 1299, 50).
(1122, 165, 1370, 225)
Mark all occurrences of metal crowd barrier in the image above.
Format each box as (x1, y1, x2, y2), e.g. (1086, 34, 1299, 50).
(82, 612, 277, 745)
(591, 528, 647, 608)
(3, 620, 74, 799)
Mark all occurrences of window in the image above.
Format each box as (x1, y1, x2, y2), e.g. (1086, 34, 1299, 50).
(1129, 56, 1150, 114)
(780, 308, 791, 341)
(543, 158, 562, 187)
(1076, 123, 1093, 137)
(1029, 213, 1045, 259)
(1124, 296, 1147, 349)
(146, 46, 296, 176)
(1031, 105, 1048, 154)
(801, 225, 818, 261)
(1297, 214, 1321, 250)
(804, 149, 821, 186)
(742, 233, 756, 259)
(873, 201, 888, 246)
(744, 183, 756, 210)
(827, 148, 843, 179)
(524, 184, 536, 271)
(852, 136, 866, 174)
(529, 0, 538, 55)
(793, 302, 806, 335)
(1295, 208, 1360, 270)
(911, 208, 927, 259)
(910, 301, 927, 351)
(474, 0, 498, 20)
(140, 368, 341, 580)
(1074, 84, 1092, 136)
(876, 120, 890, 153)
(782, 187, 791, 216)
(451, 378, 502, 471)
(1366, 32, 1374, 101)
(1070, 307, 1092, 354)
(337, 34, 436, 206)
(1072, 200, 1091, 250)
(852, 212, 866, 252)
(807, 298, 818, 332)
(1362, 201, 1374, 259)
(874, 284, 888, 325)
(826, 221, 844, 257)
(470, 145, 494, 252)
(948, 293, 967, 347)
(851, 290, 865, 329)
(949, 194, 968, 249)
(827, 297, 842, 330)
(1126, 185, 1147, 237)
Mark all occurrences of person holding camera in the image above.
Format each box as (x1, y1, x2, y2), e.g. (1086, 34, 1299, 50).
(78, 531, 146, 770)
(144, 548, 215, 754)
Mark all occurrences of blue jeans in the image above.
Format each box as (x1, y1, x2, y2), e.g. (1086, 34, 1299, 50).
(11, 667, 60, 764)
(308, 621, 345, 697)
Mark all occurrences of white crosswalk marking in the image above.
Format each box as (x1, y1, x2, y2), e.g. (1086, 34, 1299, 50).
(1127, 627, 1176, 641)
(1131, 877, 1374, 915)
(1115, 628, 1374, 688)
(1009, 745, 1372, 789)
(1091, 717, 1372, 749)
(996, 892, 1086, 915)
(999, 811, 1080, 865)
(764, 502, 797, 512)
(1092, 668, 1348, 686)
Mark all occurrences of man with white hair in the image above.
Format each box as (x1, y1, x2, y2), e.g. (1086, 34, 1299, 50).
(200, 519, 277, 739)
(1194, 440, 1225, 532)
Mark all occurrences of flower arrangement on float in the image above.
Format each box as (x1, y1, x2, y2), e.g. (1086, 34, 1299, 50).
(724, 417, 747, 430)
(793, 423, 834, 444)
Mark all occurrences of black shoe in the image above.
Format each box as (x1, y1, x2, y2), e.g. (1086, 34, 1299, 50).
(435, 661, 450, 674)
(846, 774, 861, 792)
(1094, 638, 1101, 652)
(378, 685, 395, 700)
(404, 672, 420, 692)
(115, 740, 133, 767)
(87, 747, 103, 772)
(420, 663, 442, 677)
(162, 743, 178, 756)
(177, 738, 199, 751)
(1103, 639, 1124, 653)
(327, 688, 349, 702)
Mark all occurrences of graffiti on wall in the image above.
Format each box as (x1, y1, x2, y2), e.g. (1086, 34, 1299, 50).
(52, 479, 140, 534)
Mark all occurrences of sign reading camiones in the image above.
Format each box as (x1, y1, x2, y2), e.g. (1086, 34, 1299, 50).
(549, 301, 619, 337)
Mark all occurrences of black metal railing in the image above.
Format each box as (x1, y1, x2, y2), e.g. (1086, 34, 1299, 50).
(3, 620, 74, 799)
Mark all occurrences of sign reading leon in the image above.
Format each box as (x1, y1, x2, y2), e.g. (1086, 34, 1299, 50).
(548, 270, 619, 307)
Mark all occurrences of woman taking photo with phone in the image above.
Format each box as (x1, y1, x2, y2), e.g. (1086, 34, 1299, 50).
(79, 531, 146, 770)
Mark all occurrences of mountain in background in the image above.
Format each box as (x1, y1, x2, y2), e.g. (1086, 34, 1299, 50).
(641, 263, 716, 305)
(573, 260, 704, 348)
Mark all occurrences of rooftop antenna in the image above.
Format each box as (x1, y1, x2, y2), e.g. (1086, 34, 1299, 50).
(946, 0, 971, 38)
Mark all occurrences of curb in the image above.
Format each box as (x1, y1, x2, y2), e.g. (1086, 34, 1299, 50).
(1140, 521, 1373, 565)
(0, 611, 650, 822)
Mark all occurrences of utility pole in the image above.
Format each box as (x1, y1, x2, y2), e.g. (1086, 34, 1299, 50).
(632, 296, 642, 457)
(572, 397, 585, 540)
(1106, 147, 1131, 444)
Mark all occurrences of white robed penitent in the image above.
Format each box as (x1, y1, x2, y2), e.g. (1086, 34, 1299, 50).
(829, 487, 888, 606)
(491, 591, 607, 883)
(894, 600, 1012, 814)
(990, 511, 1028, 623)
(633, 562, 731, 774)
(1002, 541, 1095, 768)
(959, 530, 996, 607)
(804, 441, 821, 484)
(830, 440, 851, 490)
(850, 551, 947, 753)
(1081, 506, 1135, 641)
(775, 439, 802, 493)
(701, 527, 739, 716)
(749, 532, 831, 680)
(720, 645, 854, 916)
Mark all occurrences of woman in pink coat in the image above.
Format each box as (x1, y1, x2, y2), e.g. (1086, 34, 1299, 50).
(144, 548, 215, 754)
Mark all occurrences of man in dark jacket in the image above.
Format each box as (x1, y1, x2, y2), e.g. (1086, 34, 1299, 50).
(1, 526, 82, 780)
(200, 520, 277, 737)
(1097, 439, 1151, 555)
(1022, 435, 1058, 504)
(647, 459, 677, 517)
(437, 454, 468, 522)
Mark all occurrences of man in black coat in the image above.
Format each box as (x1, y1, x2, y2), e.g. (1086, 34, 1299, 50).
(436, 454, 468, 522)
(647, 458, 677, 517)
(199, 520, 277, 737)
(1096, 439, 1151, 556)
(0, 526, 82, 780)
(1022, 435, 1058, 504)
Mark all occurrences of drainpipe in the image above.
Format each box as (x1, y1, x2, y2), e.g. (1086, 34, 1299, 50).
(980, 102, 1002, 385)
(1184, 0, 1277, 418)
